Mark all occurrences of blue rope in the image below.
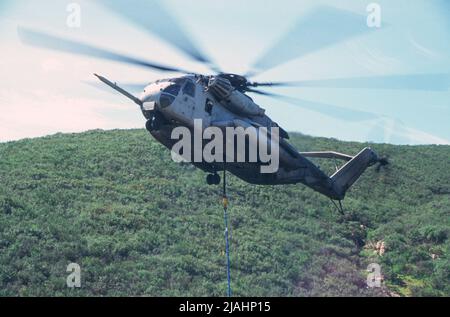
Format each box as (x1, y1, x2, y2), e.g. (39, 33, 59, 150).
(223, 168, 232, 297)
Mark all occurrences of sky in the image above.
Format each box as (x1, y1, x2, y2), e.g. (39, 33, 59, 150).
(0, 0, 449, 145)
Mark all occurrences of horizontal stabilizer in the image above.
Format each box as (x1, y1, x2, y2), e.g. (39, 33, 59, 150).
(300, 151, 353, 161)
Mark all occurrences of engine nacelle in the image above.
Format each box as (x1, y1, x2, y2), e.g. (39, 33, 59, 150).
(208, 76, 265, 117)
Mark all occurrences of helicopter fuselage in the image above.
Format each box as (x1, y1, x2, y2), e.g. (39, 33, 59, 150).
(138, 74, 341, 199)
(18, 2, 388, 202)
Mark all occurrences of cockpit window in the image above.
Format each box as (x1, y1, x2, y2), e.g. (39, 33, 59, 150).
(162, 84, 181, 96)
(170, 78, 187, 85)
(182, 81, 196, 98)
(160, 94, 175, 108)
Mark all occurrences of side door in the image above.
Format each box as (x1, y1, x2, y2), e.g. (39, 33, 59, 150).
(181, 80, 198, 124)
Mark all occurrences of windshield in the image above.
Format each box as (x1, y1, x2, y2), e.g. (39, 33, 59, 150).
(170, 78, 187, 85)
(162, 84, 181, 96)
(182, 81, 196, 97)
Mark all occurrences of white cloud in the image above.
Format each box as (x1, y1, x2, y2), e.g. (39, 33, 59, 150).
(0, 89, 143, 142)
(407, 32, 441, 59)
(41, 58, 65, 73)
(368, 117, 450, 145)
(396, 124, 450, 145)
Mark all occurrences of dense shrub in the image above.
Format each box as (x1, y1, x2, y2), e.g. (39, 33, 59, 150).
(0, 129, 448, 296)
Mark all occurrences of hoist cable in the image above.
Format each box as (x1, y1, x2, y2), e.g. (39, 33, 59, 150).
(222, 164, 232, 297)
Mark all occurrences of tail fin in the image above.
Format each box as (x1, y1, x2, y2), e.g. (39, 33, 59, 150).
(330, 147, 378, 199)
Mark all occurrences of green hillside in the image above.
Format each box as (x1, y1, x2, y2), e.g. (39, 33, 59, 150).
(0, 129, 448, 296)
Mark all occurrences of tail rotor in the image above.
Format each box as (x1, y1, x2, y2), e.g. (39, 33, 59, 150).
(374, 156, 390, 173)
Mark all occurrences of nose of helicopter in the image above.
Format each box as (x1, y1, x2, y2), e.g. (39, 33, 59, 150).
(140, 81, 176, 112)
(141, 89, 160, 112)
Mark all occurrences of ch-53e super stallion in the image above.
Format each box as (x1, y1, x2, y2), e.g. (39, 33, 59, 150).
(22, 2, 449, 202)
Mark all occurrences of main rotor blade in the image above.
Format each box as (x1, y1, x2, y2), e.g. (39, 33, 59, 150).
(249, 6, 372, 76)
(99, 0, 217, 70)
(247, 89, 380, 122)
(18, 27, 190, 73)
(251, 73, 450, 91)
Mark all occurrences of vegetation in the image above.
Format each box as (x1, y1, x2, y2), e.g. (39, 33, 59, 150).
(0, 129, 448, 296)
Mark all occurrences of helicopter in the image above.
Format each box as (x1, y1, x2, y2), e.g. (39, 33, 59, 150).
(92, 71, 380, 201)
(17, 1, 447, 201)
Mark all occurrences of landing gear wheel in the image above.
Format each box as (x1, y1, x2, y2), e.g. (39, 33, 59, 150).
(213, 173, 221, 185)
(206, 173, 221, 185)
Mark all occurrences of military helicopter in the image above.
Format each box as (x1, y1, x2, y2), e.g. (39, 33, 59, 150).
(18, 1, 447, 201)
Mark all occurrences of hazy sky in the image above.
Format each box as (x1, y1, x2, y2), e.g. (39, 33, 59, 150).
(0, 0, 449, 144)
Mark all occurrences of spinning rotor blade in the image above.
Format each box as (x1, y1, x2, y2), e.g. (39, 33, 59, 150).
(250, 73, 450, 91)
(247, 88, 380, 122)
(246, 88, 277, 96)
(18, 27, 190, 73)
(99, 0, 218, 71)
(249, 6, 372, 76)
